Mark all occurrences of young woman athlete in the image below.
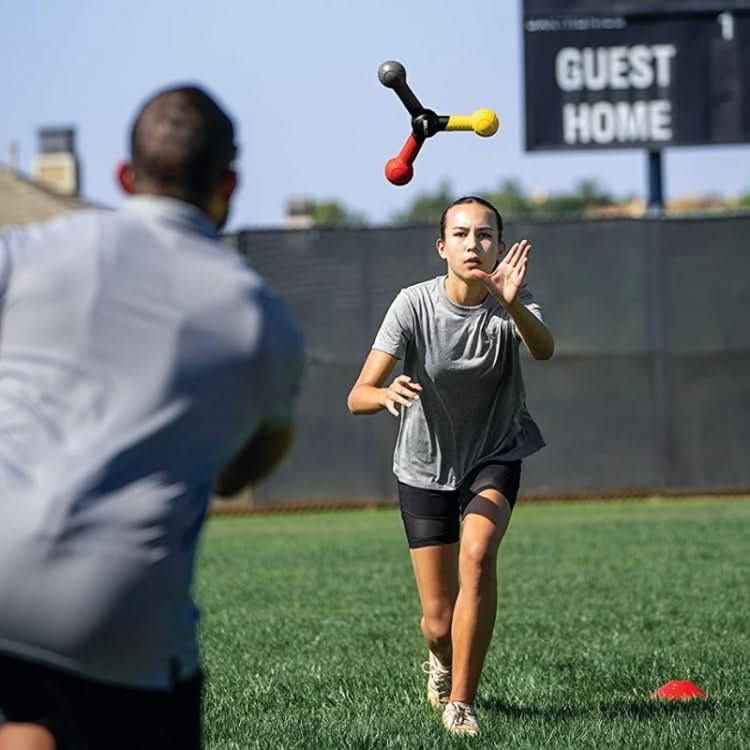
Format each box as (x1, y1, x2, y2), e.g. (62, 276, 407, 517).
(347, 196, 554, 736)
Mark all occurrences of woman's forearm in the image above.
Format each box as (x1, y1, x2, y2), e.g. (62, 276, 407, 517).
(506, 300, 555, 360)
(347, 384, 387, 415)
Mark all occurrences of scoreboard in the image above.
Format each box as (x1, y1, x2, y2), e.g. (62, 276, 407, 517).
(523, 1, 750, 150)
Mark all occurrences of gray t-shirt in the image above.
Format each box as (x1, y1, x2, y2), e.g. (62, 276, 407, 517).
(372, 275, 544, 490)
(0, 197, 304, 688)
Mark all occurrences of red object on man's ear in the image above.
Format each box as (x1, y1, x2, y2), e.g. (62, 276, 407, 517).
(115, 161, 135, 195)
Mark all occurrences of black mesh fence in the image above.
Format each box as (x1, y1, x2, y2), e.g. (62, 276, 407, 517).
(232, 214, 750, 506)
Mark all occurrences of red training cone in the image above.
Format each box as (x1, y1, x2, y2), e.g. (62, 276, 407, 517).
(651, 680, 707, 700)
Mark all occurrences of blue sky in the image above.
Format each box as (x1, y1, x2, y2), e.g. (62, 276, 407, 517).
(2, 0, 748, 230)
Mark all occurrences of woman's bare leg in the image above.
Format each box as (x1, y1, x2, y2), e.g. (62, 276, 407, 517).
(449, 490, 512, 704)
(0, 724, 56, 750)
(408, 543, 459, 665)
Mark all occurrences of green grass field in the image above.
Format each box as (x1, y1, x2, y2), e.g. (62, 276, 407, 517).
(197, 498, 750, 749)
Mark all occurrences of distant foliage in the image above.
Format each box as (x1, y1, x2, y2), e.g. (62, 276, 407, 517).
(482, 179, 536, 219)
(308, 179, 748, 230)
(535, 179, 616, 216)
(391, 180, 454, 225)
(311, 201, 369, 227)
(737, 187, 750, 209)
(391, 179, 620, 225)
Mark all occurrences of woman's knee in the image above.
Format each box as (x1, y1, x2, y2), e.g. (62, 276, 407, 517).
(422, 605, 453, 641)
(459, 540, 498, 587)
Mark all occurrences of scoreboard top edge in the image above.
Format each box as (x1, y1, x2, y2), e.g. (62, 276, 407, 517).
(524, 1, 750, 17)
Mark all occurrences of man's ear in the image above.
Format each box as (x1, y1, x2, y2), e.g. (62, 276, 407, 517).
(206, 170, 239, 230)
(219, 169, 238, 202)
(116, 161, 135, 195)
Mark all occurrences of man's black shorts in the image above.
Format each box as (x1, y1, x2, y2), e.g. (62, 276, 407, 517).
(397, 461, 522, 549)
(0, 651, 202, 750)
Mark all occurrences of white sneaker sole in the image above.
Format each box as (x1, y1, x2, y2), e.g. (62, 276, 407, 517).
(427, 690, 448, 709)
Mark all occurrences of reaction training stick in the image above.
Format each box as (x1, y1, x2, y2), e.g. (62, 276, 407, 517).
(378, 60, 500, 186)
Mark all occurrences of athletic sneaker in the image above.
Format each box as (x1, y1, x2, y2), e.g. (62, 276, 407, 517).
(442, 700, 480, 736)
(422, 651, 451, 708)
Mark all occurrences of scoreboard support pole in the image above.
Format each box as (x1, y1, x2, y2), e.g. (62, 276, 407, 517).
(647, 149, 665, 215)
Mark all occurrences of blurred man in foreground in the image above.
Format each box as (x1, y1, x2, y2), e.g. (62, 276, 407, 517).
(0, 84, 304, 750)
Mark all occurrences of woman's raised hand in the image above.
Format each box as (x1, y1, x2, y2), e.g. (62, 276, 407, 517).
(470, 239, 531, 308)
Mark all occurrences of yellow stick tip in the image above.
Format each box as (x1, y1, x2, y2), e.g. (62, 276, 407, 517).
(472, 109, 499, 137)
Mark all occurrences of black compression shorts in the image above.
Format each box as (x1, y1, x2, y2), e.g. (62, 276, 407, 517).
(0, 651, 202, 750)
(397, 461, 522, 549)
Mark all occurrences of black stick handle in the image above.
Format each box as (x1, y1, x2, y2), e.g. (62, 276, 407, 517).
(378, 61, 423, 117)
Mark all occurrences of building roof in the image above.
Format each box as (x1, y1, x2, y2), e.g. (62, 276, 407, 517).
(0, 163, 102, 228)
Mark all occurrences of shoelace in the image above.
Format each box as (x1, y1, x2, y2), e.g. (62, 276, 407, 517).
(451, 704, 467, 726)
(446, 702, 477, 729)
(422, 659, 451, 694)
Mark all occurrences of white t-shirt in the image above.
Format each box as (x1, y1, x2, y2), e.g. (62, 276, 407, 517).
(0, 197, 304, 688)
(372, 276, 544, 490)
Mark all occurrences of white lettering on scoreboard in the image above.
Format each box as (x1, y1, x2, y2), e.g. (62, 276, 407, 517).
(554, 44, 677, 145)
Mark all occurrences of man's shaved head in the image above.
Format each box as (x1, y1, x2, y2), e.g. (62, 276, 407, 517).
(129, 85, 236, 208)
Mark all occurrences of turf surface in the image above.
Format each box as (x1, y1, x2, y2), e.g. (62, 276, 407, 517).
(197, 498, 749, 749)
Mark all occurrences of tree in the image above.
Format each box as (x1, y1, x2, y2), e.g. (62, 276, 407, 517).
(311, 200, 368, 227)
(539, 179, 615, 216)
(387, 177, 625, 227)
(736, 187, 750, 209)
(392, 180, 454, 225)
(482, 179, 535, 219)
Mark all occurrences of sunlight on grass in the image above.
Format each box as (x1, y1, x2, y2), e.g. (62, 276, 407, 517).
(197, 498, 750, 749)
